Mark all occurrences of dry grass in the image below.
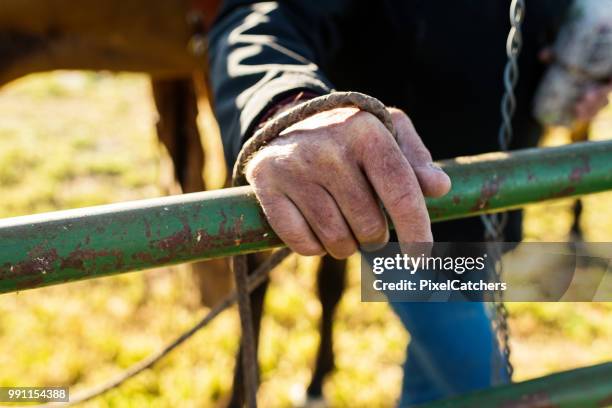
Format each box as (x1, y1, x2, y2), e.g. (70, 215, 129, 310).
(0, 72, 610, 407)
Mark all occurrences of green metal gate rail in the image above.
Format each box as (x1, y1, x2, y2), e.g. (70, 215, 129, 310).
(1, 140, 611, 294)
(417, 362, 612, 408)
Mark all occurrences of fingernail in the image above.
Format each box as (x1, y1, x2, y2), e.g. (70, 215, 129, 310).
(428, 162, 445, 172)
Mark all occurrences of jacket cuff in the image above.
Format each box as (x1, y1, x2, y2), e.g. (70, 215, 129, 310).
(255, 90, 320, 128)
(231, 73, 333, 163)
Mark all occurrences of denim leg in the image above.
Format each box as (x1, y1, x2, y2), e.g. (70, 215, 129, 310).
(390, 302, 509, 407)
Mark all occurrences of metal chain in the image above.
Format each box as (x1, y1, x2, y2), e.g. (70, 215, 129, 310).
(482, 0, 526, 382)
(499, 0, 526, 151)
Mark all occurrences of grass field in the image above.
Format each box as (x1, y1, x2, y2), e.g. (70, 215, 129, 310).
(0, 72, 610, 407)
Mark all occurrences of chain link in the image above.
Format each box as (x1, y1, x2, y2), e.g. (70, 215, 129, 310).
(499, 0, 526, 151)
(482, 0, 525, 382)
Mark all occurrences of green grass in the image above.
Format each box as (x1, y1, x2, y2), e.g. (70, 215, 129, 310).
(0, 72, 610, 407)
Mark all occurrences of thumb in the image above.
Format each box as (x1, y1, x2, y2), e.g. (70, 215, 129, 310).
(388, 108, 452, 198)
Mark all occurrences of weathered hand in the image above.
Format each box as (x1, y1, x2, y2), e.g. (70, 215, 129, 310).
(244, 107, 451, 259)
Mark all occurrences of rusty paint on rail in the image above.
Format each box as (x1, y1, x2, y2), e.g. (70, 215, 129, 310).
(0, 141, 611, 293)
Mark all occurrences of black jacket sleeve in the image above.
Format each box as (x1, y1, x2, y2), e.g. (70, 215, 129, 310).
(208, 0, 348, 167)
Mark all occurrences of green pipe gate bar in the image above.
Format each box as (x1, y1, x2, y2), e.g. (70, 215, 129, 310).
(0, 140, 611, 294)
(417, 362, 612, 408)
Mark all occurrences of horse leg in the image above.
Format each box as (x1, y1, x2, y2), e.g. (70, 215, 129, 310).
(306, 256, 347, 400)
(151, 76, 233, 307)
(569, 122, 590, 242)
(571, 199, 583, 241)
(227, 253, 269, 407)
(151, 77, 204, 193)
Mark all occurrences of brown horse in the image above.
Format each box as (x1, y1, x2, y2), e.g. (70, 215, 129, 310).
(1, 1, 344, 405)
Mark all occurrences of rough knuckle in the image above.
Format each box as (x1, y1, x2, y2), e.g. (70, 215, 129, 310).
(246, 151, 284, 183)
(388, 107, 412, 127)
(244, 155, 266, 182)
(292, 137, 319, 159)
(316, 229, 357, 257)
(268, 153, 296, 173)
(293, 183, 329, 210)
(355, 110, 381, 129)
(315, 143, 346, 170)
(388, 107, 408, 120)
(353, 125, 395, 158)
(412, 145, 433, 164)
(383, 157, 417, 188)
(329, 240, 357, 259)
(293, 241, 325, 257)
(316, 225, 347, 248)
(355, 215, 387, 242)
(274, 223, 311, 247)
(290, 138, 342, 171)
(352, 111, 387, 139)
(387, 189, 419, 215)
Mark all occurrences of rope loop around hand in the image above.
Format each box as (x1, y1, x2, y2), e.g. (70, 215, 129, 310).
(232, 91, 397, 186)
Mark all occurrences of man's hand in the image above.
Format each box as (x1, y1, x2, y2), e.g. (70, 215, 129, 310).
(244, 107, 451, 259)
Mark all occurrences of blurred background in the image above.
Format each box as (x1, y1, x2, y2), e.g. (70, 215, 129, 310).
(0, 71, 610, 407)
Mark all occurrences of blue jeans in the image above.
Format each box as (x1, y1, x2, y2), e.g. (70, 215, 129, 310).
(389, 302, 509, 407)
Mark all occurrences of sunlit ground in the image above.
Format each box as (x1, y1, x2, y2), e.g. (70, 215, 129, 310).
(0, 72, 610, 407)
